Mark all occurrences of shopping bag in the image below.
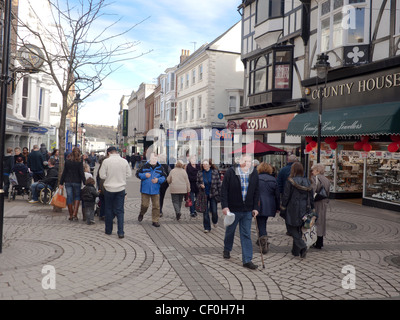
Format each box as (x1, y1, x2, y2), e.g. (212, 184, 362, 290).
(9, 172, 18, 186)
(185, 193, 192, 207)
(224, 211, 235, 228)
(195, 189, 207, 213)
(302, 225, 317, 249)
(50, 187, 67, 208)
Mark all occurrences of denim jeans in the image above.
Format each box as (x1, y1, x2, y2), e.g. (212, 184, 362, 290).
(189, 191, 196, 214)
(104, 190, 125, 236)
(224, 211, 253, 264)
(84, 204, 95, 224)
(65, 182, 81, 204)
(203, 196, 218, 231)
(30, 182, 46, 201)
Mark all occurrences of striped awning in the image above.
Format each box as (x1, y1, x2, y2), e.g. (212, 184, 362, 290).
(286, 101, 400, 137)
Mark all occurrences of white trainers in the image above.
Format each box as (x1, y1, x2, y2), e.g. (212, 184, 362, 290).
(28, 200, 39, 204)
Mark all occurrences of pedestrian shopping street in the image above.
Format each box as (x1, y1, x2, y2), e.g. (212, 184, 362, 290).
(0, 173, 399, 301)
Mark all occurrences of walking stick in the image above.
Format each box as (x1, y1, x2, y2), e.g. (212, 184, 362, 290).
(254, 216, 265, 269)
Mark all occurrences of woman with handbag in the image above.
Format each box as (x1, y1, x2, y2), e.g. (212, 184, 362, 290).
(311, 163, 330, 249)
(281, 162, 314, 258)
(59, 147, 86, 221)
(167, 160, 190, 220)
(196, 159, 221, 233)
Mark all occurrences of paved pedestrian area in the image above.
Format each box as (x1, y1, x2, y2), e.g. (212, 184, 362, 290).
(1, 174, 400, 301)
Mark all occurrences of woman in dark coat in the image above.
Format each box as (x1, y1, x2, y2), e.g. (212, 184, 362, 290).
(186, 156, 199, 217)
(256, 162, 280, 253)
(281, 162, 314, 258)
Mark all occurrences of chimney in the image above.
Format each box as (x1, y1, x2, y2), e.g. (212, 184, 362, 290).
(180, 49, 190, 64)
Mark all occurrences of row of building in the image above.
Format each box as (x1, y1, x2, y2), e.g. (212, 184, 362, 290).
(117, 0, 400, 212)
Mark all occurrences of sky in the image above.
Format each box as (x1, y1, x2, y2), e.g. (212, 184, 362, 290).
(76, 0, 242, 127)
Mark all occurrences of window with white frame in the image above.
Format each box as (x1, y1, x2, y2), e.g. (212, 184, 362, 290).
(191, 98, 195, 120)
(38, 88, 44, 120)
(197, 95, 202, 118)
(180, 76, 184, 90)
(179, 102, 182, 122)
(320, 0, 367, 52)
(170, 73, 175, 91)
(192, 69, 196, 84)
(184, 100, 188, 121)
(198, 64, 203, 81)
(22, 76, 29, 117)
(186, 73, 189, 87)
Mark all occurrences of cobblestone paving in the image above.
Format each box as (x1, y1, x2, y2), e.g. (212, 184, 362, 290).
(0, 174, 399, 300)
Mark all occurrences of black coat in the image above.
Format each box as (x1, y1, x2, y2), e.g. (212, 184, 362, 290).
(281, 176, 314, 227)
(186, 163, 200, 194)
(221, 166, 259, 213)
(258, 173, 280, 218)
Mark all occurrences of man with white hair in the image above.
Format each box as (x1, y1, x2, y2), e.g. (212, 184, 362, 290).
(221, 154, 260, 270)
(99, 146, 132, 238)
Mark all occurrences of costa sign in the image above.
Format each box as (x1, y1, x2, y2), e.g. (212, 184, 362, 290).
(247, 118, 268, 130)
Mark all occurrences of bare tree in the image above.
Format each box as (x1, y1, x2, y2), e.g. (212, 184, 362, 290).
(14, 0, 150, 177)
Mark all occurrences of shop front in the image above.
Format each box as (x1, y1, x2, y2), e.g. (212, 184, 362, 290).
(287, 60, 400, 211)
(226, 112, 299, 171)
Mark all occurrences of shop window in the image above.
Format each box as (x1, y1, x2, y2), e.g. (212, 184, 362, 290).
(319, 0, 367, 52)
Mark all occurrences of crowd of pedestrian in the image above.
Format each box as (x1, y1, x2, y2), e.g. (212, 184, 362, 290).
(3, 143, 331, 270)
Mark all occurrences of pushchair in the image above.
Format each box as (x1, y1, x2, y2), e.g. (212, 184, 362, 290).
(8, 170, 31, 202)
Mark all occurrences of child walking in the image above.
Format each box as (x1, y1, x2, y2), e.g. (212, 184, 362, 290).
(81, 177, 99, 225)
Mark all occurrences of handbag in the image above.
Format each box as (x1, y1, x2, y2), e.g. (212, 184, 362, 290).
(195, 189, 207, 213)
(50, 187, 67, 208)
(314, 176, 328, 202)
(9, 172, 18, 186)
(185, 192, 192, 207)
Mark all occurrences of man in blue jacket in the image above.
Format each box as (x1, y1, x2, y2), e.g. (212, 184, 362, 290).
(136, 153, 166, 227)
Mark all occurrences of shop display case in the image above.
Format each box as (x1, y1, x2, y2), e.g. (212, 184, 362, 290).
(308, 143, 364, 197)
(364, 153, 400, 207)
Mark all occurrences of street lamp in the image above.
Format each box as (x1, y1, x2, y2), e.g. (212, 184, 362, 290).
(313, 53, 330, 163)
(0, 0, 13, 253)
(74, 93, 82, 147)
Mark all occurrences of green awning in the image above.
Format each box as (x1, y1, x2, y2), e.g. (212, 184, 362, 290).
(286, 101, 400, 137)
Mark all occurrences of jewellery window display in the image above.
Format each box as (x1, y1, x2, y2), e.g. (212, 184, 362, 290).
(364, 151, 400, 204)
(308, 143, 364, 195)
(336, 150, 364, 193)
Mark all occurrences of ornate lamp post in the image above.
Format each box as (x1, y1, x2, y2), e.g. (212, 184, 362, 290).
(74, 93, 82, 147)
(314, 53, 330, 163)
